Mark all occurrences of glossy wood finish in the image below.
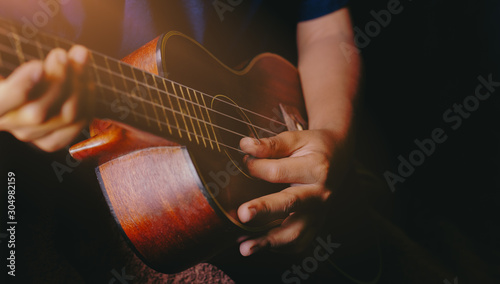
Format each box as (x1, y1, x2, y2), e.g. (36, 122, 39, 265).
(70, 32, 305, 273)
(97, 147, 233, 272)
(121, 36, 160, 75)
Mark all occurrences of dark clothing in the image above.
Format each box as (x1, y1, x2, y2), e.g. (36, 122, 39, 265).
(1, 0, 348, 64)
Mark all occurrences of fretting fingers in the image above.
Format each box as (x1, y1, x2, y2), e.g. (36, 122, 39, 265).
(0, 48, 69, 129)
(0, 46, 90, 151)
(8, 96, 81, 142)
(0, 60, 44, 118)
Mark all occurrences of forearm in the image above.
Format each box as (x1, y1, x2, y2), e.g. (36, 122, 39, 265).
(297, 8, 360, 138)
(237, 8, 360, 255)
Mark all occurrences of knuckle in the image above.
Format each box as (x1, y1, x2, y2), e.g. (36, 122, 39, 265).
(284, 131, 299, 145)
(266, 235, 281, 249)
(256, 199, 271, 215)
(267, 137, 278, 152)
(24, 108, 48, 125)
(268, 165, 285, 182)
(63, 111, 77, 124)
(282, 192, 299, 212)
(313, 155, 330, 183)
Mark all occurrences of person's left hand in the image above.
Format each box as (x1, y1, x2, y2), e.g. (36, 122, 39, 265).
(237, 129, 347, 256)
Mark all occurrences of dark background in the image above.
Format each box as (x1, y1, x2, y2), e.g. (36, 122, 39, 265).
(1, 0, 499, 283)
(349, 0, 500, 283)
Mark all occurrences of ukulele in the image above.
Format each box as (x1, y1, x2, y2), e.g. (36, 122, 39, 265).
(0, 18, 307, 273)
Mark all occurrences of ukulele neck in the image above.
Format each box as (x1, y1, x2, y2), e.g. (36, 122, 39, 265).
(0, 18, 232, 153)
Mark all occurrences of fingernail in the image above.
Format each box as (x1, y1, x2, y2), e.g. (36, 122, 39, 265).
(241, 137, 254, 146)
(247, 244, 261, 256)
(241, 207, 257, 223)
(251, 138, 260, 145)
(71, 46, 88, 65)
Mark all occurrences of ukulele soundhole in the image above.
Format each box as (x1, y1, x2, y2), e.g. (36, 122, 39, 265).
(200, 94, 286, 210)
(209, 94, 258, 177)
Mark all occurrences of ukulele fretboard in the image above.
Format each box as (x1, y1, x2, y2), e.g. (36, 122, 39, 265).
(0, 18, 282, 154)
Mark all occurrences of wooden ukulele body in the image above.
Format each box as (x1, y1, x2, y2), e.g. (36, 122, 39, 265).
(70, 32, 306, 273)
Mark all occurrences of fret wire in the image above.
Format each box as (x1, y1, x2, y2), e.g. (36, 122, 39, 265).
(0, 32, 285, 132)
(103, 56, 137, 125)
(192, 90, 214, 150)
(117, 63, 138, 122)
(162, 78, 182, 138)
(35, 40, 44, 59)
(16, 23, 75, 50)
(103, 57, 122, 103)
(186, 88, 207, 147)
(200, 90, 222, 152)
(52, 34, 60, 48)
(0, 42, 36, 69)
(129, 67, 151, 127)
(95, 96, 245, 154)
(179, 85, 200, 145)
(0, 58, 18, 73)
(88, 53, 106, 106)
(7, 28, 25, 64)
(151, 74, 172, 134)
(0, 27, 286, 128)
(142, 72, 163, 132)
(171, 81, 192, 142)
(171, 79, 286, 127)
(116, 62, 281, 135)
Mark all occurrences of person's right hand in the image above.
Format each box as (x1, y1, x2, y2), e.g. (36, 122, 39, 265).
(0, 45, 90, 152)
